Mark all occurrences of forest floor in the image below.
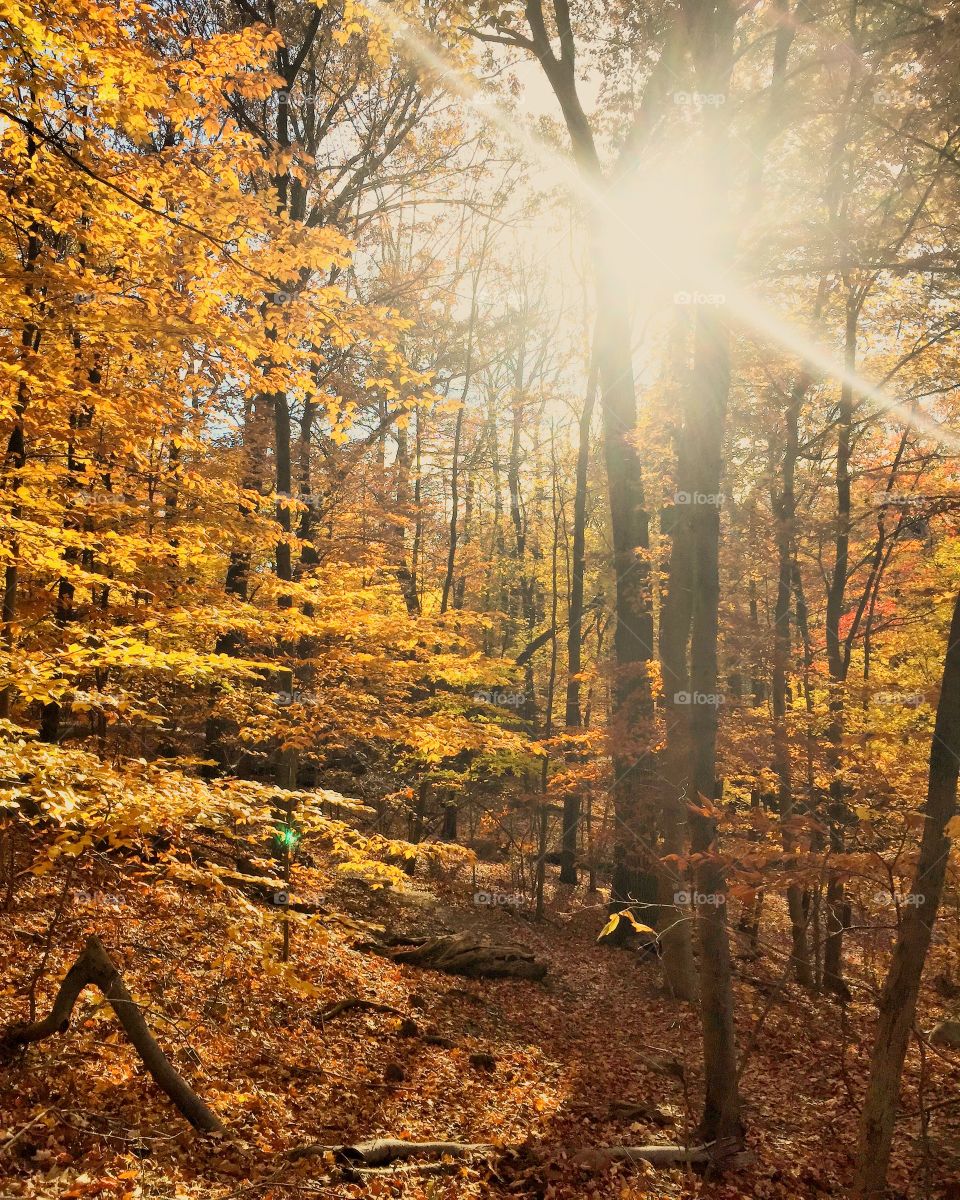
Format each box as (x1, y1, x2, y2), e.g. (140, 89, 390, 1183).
(1, 844, 958, 1200)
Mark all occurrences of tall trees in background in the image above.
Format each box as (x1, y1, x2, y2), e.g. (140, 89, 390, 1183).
(468, 1, 663, 914)
(5, 0, 960, 1190)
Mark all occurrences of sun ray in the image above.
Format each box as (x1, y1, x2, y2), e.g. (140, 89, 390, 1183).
(361, 0, 960, 454)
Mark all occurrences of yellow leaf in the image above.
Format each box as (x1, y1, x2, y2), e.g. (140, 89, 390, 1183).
(598, 912, 621, 940)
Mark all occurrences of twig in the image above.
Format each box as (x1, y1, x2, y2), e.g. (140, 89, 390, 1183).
(0, 1107, 53, 1154)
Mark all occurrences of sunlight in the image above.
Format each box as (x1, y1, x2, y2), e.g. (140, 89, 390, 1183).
(362, 0, 960, 452)
(602, 155, 709, 303)
(8, 1, 960, 1191)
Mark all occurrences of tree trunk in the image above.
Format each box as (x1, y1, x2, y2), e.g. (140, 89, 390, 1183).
(656, 312, 699, 1001)
(852, 586, 960, 1197)
(684, 0, 742, 1140)
(686, 301, 742, 1144)
(441, 279, 478, 614)
(0, 206, 41, 722)
(823, 295, 858, 996)
(594, 269, 655, 907)
(560, 352, 598, 885)
(770, 383, 813, 986)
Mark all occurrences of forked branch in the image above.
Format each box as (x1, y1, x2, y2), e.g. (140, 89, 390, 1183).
(0, 935, 223, 1132)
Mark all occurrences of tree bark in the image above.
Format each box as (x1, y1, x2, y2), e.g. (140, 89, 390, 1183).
(0, 201, 41, 722)
(852, 586, 960, 1197)
(594, 270, 655, 904)
(657, 313, 699, 1002)
(683, 0, 742, 1143)
(686, 302, 742, 1144)
(0, 935, 223, 1132)
(560, 351, 598, 884)
(441, 272, 479, 614)
(770, 381, 813, 986)
(823, 295, 859, 995)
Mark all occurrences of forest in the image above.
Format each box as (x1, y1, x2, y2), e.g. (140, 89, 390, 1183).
(1, 0, 960, 1196)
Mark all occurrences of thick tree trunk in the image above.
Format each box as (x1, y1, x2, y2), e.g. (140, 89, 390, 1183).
(686, 302, 742, 1145)
(682, 0, 741, 1139)
(770, 383, 813, 986)
(852, 586, 960, 1198)
(594, 271, 655, 908)
(677, 0, 743, 1143)
(823, 297, 858, 995)
(560, 353, 598, 885)
(657, 315, 699, 1002)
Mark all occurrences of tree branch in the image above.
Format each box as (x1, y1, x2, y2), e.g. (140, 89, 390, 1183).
(0, 935, 223, 1132)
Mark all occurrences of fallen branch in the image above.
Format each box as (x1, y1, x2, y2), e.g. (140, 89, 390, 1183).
(363, 932, 547, 981)
(0, 1106, 54, 1154)
(570, 1138, 749, 1168)
(316, 998, 405, 1024)
(287, 1135, 751, 1172)
(606, 1100, 675, 1126)
(344, 1162, 462, 1179)
(0, 935, 223, 1133)
(287, 1138, 494, 1166)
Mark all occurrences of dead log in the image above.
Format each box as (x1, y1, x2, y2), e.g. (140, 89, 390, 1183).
(0, 935, 223, 1132)
(287, 1138, 494, 1166)
(287, 1135, 751, 1172)
(570, 1140, 742, 1168)
(607, 1101, 676, 1126)
(366, 931, 547, 981)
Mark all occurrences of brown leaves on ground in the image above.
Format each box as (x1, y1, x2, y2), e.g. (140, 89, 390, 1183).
(1, 854, 958, 1200)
